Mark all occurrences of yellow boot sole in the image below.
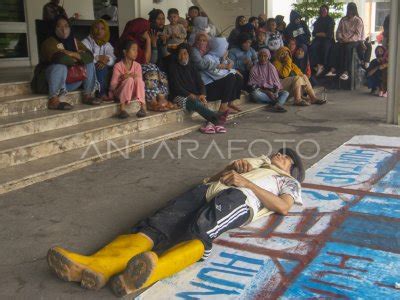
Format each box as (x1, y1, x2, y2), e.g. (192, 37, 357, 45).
(47, 247, 107, 290)
(111, 251, 157, 297)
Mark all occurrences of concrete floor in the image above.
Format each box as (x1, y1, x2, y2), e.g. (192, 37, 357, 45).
(0, 88, 399, 299)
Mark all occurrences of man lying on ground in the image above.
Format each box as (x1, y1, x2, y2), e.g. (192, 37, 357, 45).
(47, 148, 305, 297)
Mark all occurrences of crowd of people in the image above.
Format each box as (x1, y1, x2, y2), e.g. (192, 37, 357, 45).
(32, 1, 389, 135)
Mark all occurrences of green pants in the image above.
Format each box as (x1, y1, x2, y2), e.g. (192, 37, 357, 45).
(185, 98, 221, 124)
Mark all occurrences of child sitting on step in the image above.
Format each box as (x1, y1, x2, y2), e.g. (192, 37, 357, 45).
(109, 40, 147, 119)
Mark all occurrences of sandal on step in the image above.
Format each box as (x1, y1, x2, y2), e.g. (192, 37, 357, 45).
(200, 122, 216, 134)
(294, 100, 310, 106)
(118, 110, 130, 119)
(136, 108, 147, 118)
(48, 98, 73, 110)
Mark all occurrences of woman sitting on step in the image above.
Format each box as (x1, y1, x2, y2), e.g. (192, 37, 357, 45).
(82, 19, 116, 102)
(31, 15, 101, 110)
(168, 43, 228, 134)
(273, 47, 326, 106)
(191, 34, 243, 113)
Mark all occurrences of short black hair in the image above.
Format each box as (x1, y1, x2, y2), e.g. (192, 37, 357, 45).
(189, 6, 200, 13)
(177, 43, 189, 53)
(238, 32, 252, 45)
(122, 40, 138, 52)
(249, 16, 258, 24)
(168, 8, 179, 17)
(267, 18, 276, 26)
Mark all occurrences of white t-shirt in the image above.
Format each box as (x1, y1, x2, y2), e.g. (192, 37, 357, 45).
(239, 174, 303, 214)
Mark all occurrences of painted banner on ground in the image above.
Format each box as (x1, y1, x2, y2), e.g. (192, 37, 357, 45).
(139, 135, 400, 300)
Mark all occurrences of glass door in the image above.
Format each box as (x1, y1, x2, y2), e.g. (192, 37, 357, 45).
(0, 0, 29, 67)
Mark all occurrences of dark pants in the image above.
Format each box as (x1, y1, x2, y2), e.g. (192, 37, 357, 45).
(131, 185, 250, 259)
(337, 42, 359, 73)
(206, 73, 241, 103)
(185, 97, 222, 125)
(96, 66, 111, 97)
(310, 37, 334, 67)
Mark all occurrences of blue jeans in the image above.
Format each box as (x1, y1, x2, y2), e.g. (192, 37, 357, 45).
(96, 66, 111, 97)
(251, 89, 289, 106)
(46, 63, 97, 99)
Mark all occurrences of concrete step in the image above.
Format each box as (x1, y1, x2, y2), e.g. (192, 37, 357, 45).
(0, 91, 81, 117)
(0, 101, 141, 142)
(0, 81, 31, 98)
(0, 109, 185, 169)
(0, 96, 247, 169)
(0, 102, 265, 195)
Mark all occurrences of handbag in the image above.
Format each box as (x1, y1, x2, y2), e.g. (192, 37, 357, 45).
(66, 39, 87, 84)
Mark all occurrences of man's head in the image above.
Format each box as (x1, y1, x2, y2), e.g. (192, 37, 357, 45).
(270, 148, 305, 182)
(168, 8, 180, 25)
(320, 5, 329, 17)
(51, 0, 61, 5)
(102, 0, 111, 7)
(188, 6, 200, 19)
(177, 43, 190, 65)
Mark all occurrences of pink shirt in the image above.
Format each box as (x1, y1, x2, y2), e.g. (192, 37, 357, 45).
(109, 60, 143, 93)
(336, 16, 365, 43)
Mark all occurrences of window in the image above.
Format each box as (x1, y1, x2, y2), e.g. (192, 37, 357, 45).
(0, 0, 25, 22)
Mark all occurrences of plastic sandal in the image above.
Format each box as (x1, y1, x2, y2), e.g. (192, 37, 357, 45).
(294, 100, 310, 106)
(214, 125, 227, 133)
(200, 122, 216, 134)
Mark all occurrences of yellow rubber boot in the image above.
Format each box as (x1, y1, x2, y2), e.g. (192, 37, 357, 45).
(111, 239, 205, 297)
(47, 233, 153, 290)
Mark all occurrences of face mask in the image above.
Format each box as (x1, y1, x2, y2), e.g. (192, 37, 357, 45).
(56, 27, 70, 39)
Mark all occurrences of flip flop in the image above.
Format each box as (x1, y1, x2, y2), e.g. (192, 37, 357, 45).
(313, 99, 327, 105)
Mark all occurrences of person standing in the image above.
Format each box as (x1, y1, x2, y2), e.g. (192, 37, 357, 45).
(43, 0, 68, 22)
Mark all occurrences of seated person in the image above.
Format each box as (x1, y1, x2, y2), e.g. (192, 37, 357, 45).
(47, 149, 305, 297)
(252, 28, 268, 52)
(109, 41, 147, 119)
(275, 15, 287, 35)
(228, 15, 247, 48)
(228, 32, 258, 84)
(288, 39, 316, 86)
(82, 19, 116, 101)
(163, 8, 187, 48)
(168, 44, 229, 133)
(186, 5, 201, 38)
(273, 47, 326, 106)
(366, 46, 388, 97)
(117, 18, 172, 112)
(310, 5, 335, 76)
(31, 16, 101, 110)
(248, 16, 259, 31)
(265, 18, 284, 54)
(335, 3, 366, 81)
(191, 34, 243, 113)
(249, 49, 289, 113)
(284, 10, 311, 47)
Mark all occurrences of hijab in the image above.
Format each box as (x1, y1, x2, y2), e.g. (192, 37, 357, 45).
(193, 16, 209, 32)
(249, 49, 282, 89)
(53, 15, 76, 52)
(194, 32, 209, 56)
(208, 37, 228, 58)
(90, 19, 110, 46)
(293, 44, 308, 73)
(118, 18, 150, 63)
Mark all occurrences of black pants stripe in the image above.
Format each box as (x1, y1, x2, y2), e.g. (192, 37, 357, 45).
(131, 185, 250, 258)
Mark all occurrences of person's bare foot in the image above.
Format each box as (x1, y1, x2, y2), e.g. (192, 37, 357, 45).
(228, 103, 242, 112)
